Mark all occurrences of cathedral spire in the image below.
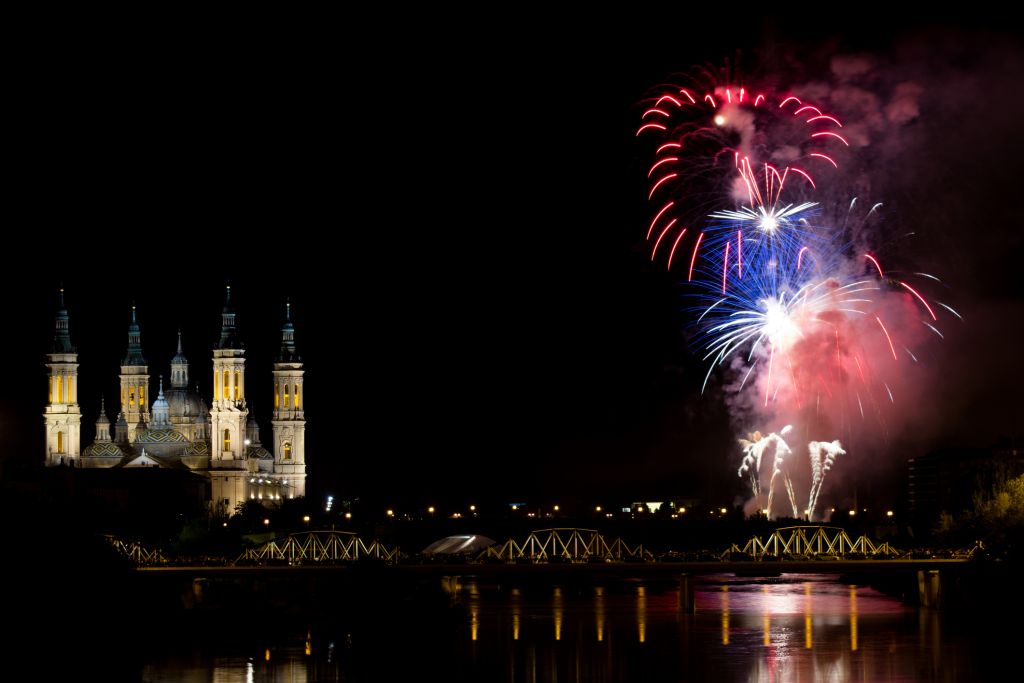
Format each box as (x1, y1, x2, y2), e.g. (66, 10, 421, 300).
(51, 288, 75, 354)
(94, 395, 111, 443)
(123, 304, 146, 365)
(278, 299, 300, 362)
(171, 329, 189, 388)
(217, 285, 241, 349)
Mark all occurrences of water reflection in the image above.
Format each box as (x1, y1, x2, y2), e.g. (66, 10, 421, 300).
(850, 584, 859, 651)
(553, 586, 563, 641)
(803, 581, 812, 650)
(721, 584, 730, 645)
(637, 585, 647, 643)
(137, 573, 990, 682)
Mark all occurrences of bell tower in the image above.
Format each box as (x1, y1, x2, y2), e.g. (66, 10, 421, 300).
(44, 289, 81, 466)
(118, 305, 150, 442)
(272, 300, 306, 498)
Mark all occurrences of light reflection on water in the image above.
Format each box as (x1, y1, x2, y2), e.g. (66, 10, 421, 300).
(141, 573, 989, 682)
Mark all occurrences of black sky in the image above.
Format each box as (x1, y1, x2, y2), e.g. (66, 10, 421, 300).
(4, 18, 1022, 509)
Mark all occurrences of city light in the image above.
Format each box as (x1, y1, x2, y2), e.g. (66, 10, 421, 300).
(469, 505, 476, 512)
(303, 515, 310, 524)
(428, 506, 435, 514)
(720, 508, 728, 514)
(595, 506, 602, 512)
(849, 510, 856, 516)
(263, 518, 270, 526)
(344, 512, 352, 520)
(553, 505, 560, 512)
(386, 509, 394, 517)
(887, 510, 894, 517)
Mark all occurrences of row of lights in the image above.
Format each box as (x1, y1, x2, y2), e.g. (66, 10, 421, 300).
(314, 500, 897, 520)
(258, 507, 897, 528)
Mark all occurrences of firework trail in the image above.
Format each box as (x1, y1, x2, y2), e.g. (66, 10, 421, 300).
(637, 84, 848, 271)
(807, 440, 846, 521)
(737, 432, 763, 500)
(737, 425, 796, 518)
(766, 433, 799, 519)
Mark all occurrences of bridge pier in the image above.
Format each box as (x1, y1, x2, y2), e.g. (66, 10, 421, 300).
(678, 573, 695, 614)
(917, 569, 942, 609)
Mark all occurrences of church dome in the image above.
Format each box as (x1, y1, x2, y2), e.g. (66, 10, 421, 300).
(247, 445, 273, 460)
(136, 428, 187, 443)
(83, 442, 125, 457)
(184, 441, 209, 457)
(166, 387, 206, 420)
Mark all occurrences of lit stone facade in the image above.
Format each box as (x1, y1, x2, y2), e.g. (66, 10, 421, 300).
(46, 288, 308, 515)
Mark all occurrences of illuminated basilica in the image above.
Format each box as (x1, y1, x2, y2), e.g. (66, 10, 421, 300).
(43, 287, 307, 514)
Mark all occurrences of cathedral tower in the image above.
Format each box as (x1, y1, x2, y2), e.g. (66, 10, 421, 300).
(210, 286, 249, 511)
(118, 306, 150, 442)
(210, 286, 248, 462)
(272, 301, 306, 498)
(44, 289, 81, 465)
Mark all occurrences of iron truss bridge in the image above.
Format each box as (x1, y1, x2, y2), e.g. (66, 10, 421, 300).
(105, 535, 167, 565)
(481, 528, 654, 564)
(237, 530, 400, 565)
(724, 526, 900, 560)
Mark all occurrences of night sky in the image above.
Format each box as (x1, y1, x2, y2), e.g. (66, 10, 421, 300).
(4, 19, 1023, 511)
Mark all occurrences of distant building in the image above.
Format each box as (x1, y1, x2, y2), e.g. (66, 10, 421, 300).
(43, 287, 307, 515)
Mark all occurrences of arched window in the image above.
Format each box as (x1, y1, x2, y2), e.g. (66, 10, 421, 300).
(223, 369, 230, 399)
(234, 370, 241, 399)
(283, 384, 290, 408)
(274, 383, 279, 408)
(57, 431, 64, 453)
(283, 442, 292, 461)
(223, 429, 231, 452)
(139, 385, 144, 407)
(294, 383, 300, 408)
(129, 387, 135, 406)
